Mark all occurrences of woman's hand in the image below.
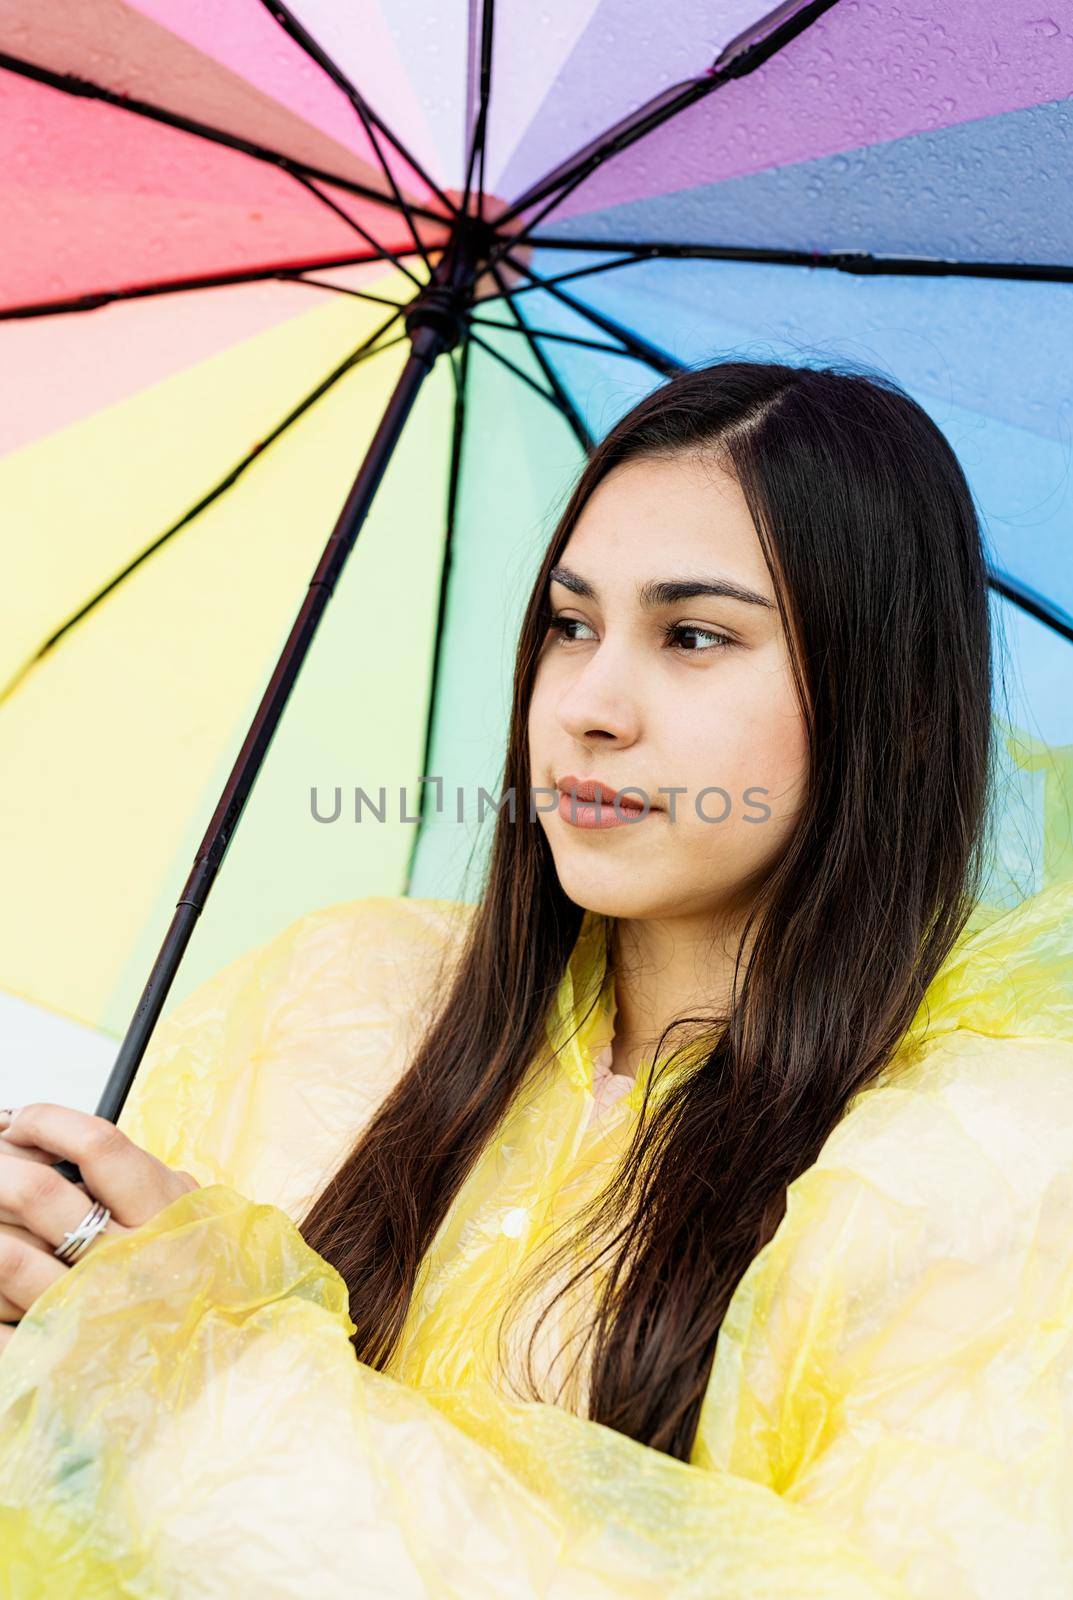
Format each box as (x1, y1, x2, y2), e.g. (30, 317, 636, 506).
(0, 1104, 199, 1345)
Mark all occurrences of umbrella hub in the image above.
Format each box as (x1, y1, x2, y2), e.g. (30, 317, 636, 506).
(404, 215, 498, 359)
(403, 283, 469, 357)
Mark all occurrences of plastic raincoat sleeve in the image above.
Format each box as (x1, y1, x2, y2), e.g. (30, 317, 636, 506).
(0, 889, 1070, 1598)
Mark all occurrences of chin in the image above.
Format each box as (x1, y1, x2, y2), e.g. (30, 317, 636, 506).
(551, 859, 668, 922)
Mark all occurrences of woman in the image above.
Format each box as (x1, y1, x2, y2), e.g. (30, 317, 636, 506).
(0, 360, 1069, 1596)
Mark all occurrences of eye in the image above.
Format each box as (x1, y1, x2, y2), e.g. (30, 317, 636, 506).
(660, 622, 735, 654)
(545, 613, 597, 645)
(543, 612, 734, 654)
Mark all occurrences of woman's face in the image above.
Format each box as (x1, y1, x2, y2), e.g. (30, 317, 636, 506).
(528, 452, 810, 923)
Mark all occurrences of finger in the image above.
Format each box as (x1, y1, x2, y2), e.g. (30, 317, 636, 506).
(1, 1105, 177, 1228)
(0, 1230, 68, 1317)
(0, 1157, 125, 1263)
(0, 1138, 54, 1166)
(0, 1221, 57, 1321)
(0, 1141, 74, 1227)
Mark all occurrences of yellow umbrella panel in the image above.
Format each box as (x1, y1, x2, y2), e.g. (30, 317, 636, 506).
(1, 263, 442, 1042)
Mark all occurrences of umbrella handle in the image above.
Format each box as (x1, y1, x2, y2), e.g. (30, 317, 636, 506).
(52, 1157, 83, 1185)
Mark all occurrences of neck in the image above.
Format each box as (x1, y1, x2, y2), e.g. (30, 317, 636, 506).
(608, 908, 750, 1077)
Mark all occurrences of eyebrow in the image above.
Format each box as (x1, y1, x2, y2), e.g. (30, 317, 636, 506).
(548, 564, 775, 611)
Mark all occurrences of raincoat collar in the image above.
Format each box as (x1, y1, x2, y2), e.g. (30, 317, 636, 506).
(545, 908, 700, 1108)
(548, 870, 1073, 1110)
(544, 907, 617, 1092)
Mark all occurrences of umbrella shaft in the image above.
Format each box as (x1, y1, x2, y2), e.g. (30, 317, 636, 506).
(81, 234, 478, 1149)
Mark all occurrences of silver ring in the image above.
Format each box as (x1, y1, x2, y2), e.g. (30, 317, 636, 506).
(54, 1200, 111, 1264)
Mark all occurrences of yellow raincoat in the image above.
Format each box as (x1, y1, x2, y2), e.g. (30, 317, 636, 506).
(0, 872, 1071, 1597)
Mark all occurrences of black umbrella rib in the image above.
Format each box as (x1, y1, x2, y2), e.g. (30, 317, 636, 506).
(483, 261, 593, 452)
(0, 311, 407, 705)
(489, 0, 841, 242)
(287, 171, 427, 290)
(0, 51, 452, 229)
(989, 569, 1073, 645)
(498, 250, 681, 375)
(467, 312, 637, 359)
(405, 337, 472, 892)
(281, 275, 406, 310)
(475, 2, 493, 223)
(465, 329, 570, 411)
(257, 0, 455, 260)
(490, 257, 1073, 647)
(487, 266, 1073, 650)
(506, 236, 1073, 286)
(461, 0, 495, 223)
(472, 309, 1073, 644)
(467, 296, 1073, 649)
(0, 249, 425, 322)
(485, 253, 654, 300)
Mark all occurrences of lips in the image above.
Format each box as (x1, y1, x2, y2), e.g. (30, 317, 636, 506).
(555, 774, 656, 811)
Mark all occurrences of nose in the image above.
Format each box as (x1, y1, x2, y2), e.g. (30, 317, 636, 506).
(555, 635, 642, 747)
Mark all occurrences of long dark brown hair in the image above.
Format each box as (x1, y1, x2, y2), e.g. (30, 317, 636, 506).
(299, 359, 995, 1461)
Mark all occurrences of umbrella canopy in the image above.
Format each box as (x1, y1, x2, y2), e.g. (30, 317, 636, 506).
(2, 0, 1071, 1111)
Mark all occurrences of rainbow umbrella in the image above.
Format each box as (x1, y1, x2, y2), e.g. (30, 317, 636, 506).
(1, 1, 1071, 1125)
